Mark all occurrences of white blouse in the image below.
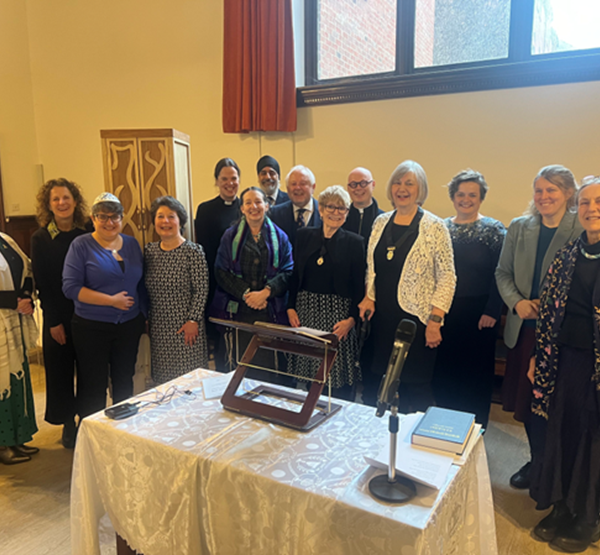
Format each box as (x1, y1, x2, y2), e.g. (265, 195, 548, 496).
(366, 210, 456, 325)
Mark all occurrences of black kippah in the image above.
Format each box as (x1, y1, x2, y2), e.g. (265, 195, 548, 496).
(257, 155, 280, 178)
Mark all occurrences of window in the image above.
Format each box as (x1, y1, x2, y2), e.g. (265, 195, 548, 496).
(300, 0, 600, 106)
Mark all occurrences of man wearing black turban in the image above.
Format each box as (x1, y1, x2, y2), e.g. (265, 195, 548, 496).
(256, 155, 289, 206)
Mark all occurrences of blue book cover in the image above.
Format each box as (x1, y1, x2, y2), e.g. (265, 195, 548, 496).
(412, 407, 475, 451)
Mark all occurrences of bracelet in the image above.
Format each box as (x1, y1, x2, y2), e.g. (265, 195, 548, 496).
(243, 288, 251, 299)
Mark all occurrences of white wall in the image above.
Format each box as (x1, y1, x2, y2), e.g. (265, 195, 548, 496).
(0, 0, 39, 215)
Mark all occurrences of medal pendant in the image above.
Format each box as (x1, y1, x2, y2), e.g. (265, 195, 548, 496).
(387, 249, 394, 261)
(317, 256, 324, 266)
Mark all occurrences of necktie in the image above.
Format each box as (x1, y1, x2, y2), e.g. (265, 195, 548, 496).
(296, 208, 307, 228)
(268, 196, 276, 207)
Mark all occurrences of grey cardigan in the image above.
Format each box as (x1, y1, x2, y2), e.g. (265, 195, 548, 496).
(495, 211, 582, 349)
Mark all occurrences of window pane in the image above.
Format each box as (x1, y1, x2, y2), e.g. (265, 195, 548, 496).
(317, 0, 397, 80)
(532, 0, 600, 55)
(415, 0, 511, 68)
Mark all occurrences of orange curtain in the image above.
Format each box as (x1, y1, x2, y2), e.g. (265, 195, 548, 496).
(223, 0, 297, 133)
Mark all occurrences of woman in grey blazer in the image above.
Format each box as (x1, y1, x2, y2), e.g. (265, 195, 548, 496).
(496, 165, 581, 490)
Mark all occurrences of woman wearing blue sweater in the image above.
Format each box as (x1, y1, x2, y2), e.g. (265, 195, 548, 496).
(63, 193, 145, 420)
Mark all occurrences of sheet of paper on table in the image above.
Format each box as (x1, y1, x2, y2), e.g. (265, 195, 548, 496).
(365, 413, 484, 491)
(202, 372, 235, 400)
(364, 413, 454, 490)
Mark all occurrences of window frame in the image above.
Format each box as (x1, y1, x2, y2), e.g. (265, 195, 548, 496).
(299, 0, 600, 107)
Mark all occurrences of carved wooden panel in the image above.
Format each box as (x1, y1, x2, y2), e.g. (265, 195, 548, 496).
(101, 129, 193, 247)
(138, 138, 170, 243)
(102, 138, 144, 244)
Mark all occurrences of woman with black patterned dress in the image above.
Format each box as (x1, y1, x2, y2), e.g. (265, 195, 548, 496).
(432, 170, 506, 428)
(145, 196, 209, 384)
(287, 185, 366, 400)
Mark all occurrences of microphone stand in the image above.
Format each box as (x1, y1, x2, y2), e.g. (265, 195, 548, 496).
(368, 392, 416, 503)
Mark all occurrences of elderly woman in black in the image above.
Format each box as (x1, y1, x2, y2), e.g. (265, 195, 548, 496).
(528, 176, 600, 552)
(359, 160, 456, 412)
(287, 185, 365, 400)
(31, 178, 89, 448)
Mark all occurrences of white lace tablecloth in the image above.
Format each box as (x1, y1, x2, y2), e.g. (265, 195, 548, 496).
(71, 369, 498, 555)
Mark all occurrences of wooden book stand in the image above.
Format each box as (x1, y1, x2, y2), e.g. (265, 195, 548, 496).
(210, 318, 343, 431)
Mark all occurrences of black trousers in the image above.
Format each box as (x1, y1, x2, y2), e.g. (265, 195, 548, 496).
(43, 318, 77, 425)
(72, 313, 145, 419)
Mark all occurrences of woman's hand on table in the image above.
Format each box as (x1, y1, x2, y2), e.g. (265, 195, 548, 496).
(50, 323, 67, 345)
(333, 317, 355, 340)
(177, 320, 199, 346)
(287, 309, 300, 328)
(111, 291, 134, 311)
(16, 297, 34, 316)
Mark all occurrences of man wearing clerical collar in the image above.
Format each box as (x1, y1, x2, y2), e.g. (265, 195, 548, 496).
(342, 167, 383, 241)
(256, 155, 289, 206)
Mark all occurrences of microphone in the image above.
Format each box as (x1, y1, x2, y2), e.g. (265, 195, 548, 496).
(375, 319, 417, 417)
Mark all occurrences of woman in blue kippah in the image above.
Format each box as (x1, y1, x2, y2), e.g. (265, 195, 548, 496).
(63, 193, 145, 421)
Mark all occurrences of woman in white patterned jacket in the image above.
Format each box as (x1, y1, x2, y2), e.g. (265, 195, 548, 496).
(359, 160, 456, 412)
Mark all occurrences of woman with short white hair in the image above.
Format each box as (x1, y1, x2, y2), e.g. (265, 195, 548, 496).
(287, 185, 366, 400)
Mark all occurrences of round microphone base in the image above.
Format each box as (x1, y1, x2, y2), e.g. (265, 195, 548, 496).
(368, 474, 417, 504)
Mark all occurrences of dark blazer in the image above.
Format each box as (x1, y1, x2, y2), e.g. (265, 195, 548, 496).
(288, 226, 366, 320)
(273, 189, 290, 205)
(269, 198, 322, 245)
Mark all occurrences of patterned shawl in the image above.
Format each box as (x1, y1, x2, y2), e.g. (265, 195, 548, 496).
(532, 236, 600, 419)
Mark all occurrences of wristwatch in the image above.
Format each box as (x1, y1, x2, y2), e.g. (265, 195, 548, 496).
(428, 314, 444, 324)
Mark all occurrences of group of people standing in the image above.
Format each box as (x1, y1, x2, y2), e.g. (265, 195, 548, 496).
(0, 153, 598, 552)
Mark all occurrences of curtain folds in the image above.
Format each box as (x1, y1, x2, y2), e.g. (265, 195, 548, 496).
(223, 0, 297, 133)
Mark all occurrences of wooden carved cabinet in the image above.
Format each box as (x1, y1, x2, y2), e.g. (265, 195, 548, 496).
(101, 129, 194, 246)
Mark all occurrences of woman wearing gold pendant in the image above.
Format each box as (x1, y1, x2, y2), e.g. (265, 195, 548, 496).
(359, 161, 456, 411)
(287, 186, 366, 400)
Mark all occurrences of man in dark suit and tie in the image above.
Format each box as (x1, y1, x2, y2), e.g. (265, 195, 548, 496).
(269, 165, 321, 245)
(257, 155, 289, 206)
